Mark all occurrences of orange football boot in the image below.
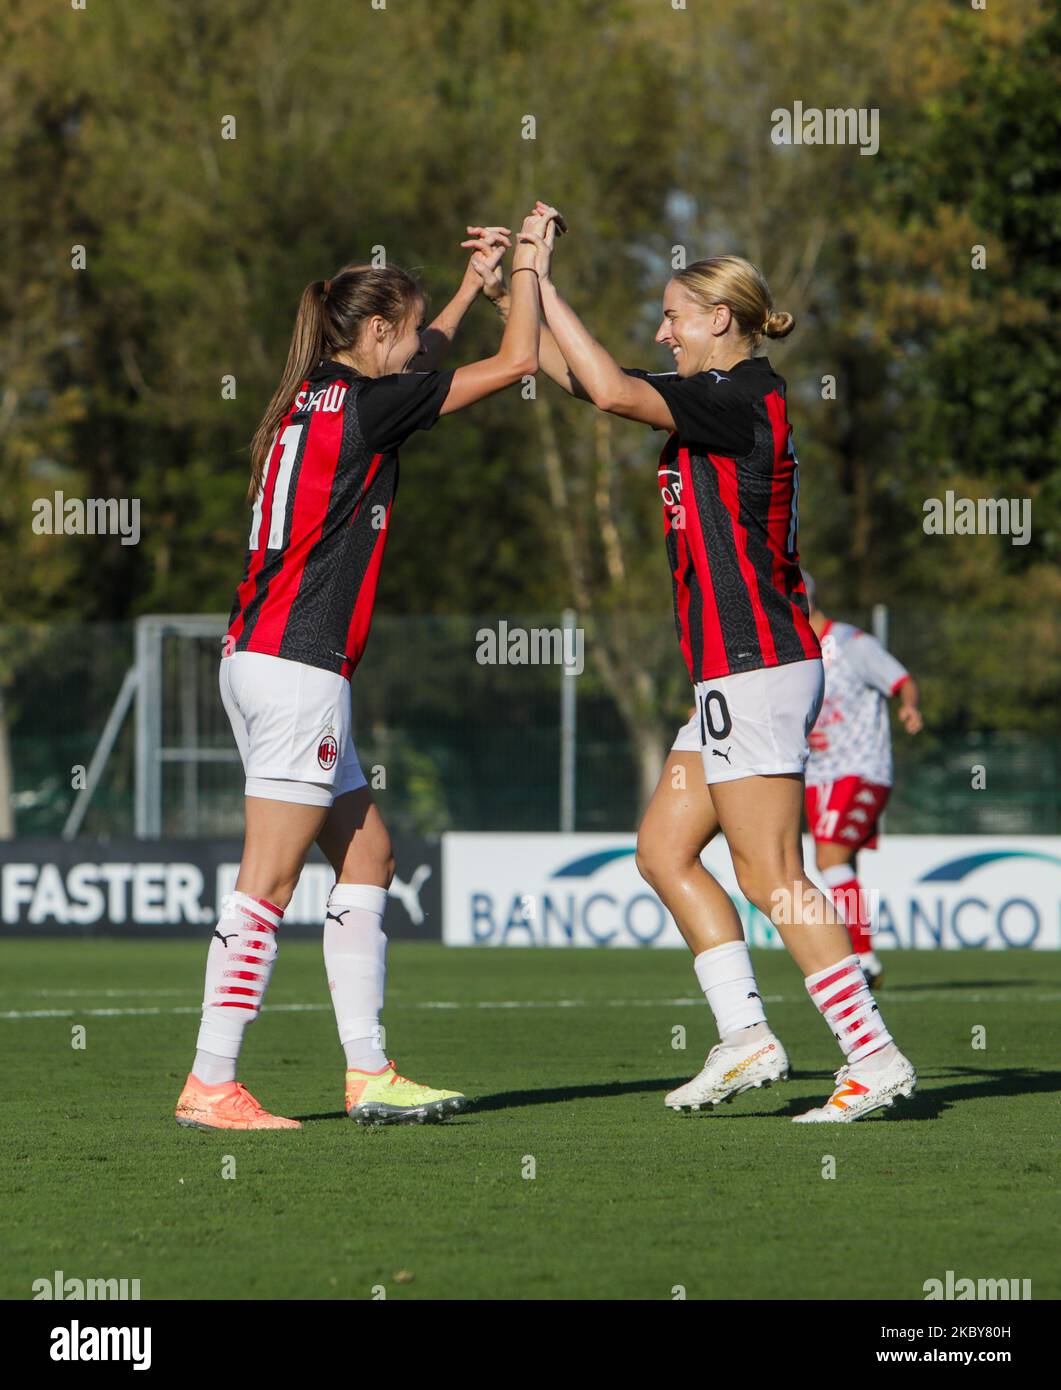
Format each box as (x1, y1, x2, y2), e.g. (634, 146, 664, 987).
(174, 1074, 301, 1131)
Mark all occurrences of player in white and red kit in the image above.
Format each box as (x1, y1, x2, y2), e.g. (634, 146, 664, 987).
(803, 572, 923, 988)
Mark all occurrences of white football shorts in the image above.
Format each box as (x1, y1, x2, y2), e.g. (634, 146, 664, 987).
(671, 658, 825, 786)
(219, 651, 367, 807)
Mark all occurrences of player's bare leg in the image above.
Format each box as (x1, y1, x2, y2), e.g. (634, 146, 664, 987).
(318, 789, 467, 1125)
(712, 774, 914, 1122)
(317, 787, 394, 889)
(636, 751, 737, 954)
(815, 840, 883, 987)
(238, 795, 331, 906)
(636, 752, 789, 1111)
(176, 795, 327, 1132)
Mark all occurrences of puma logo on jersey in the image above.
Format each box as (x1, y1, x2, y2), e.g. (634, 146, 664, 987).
(707, 370, 729, 383)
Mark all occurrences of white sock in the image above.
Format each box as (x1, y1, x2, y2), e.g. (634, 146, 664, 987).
(192, 1049, 237, 1086)
(693, 940, 768, 1044)
(324, 883, 389, 1073)
(193, 891, 282, 1081)
(804, 954, 892, 1064)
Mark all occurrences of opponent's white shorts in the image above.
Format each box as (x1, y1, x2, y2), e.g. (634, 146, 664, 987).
(671, 659, 824, 785)
(219, 651, 367, 807)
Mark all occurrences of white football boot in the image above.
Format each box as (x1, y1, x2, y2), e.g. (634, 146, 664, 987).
(666, 1032, 789, 1112)
(792, 1048, 916, 1123)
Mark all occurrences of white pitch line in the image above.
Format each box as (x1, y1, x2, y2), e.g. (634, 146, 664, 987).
(12, 988, 191, 998)
(1, 990, 1058, 1021)
(0, 998, 714, 1021)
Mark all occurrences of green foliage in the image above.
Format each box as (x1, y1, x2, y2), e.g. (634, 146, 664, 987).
(1, 0, 1056, 738)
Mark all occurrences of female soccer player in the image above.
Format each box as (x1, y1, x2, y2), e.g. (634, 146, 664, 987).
(501, 205, 916, 1122)
(175, 212, 554, 1131)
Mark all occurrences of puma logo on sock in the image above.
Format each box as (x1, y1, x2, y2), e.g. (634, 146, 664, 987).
(213, 930, 237, 946)
(326, 909, 349, 925)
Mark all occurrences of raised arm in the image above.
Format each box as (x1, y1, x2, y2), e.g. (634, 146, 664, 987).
(523, 203, 675, 430)
(437, 212, 545, 415)
(464, 223, 588, 398)
(410, 225, 513, 372)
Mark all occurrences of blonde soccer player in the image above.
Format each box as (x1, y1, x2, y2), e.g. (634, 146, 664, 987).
(481, 204, 917, 1122)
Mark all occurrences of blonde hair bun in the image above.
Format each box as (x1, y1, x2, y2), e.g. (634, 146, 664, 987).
(764, 309, 795, 339)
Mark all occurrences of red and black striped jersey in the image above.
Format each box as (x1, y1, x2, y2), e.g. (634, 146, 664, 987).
(226, 360, 453, 680)
(627, 358, 819, 683)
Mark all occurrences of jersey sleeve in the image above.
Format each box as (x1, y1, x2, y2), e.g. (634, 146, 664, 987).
(847, 633, 910, 696)
(622, 368, 754, 454)
(356, 370, 456, 454)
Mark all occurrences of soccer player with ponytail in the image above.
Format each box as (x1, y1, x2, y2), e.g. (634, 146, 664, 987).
(506, 205, 917, 1122)
(175, 211, 557, 1130)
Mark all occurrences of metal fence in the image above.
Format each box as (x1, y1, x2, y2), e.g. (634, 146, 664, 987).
(1, 612, 1056, 840)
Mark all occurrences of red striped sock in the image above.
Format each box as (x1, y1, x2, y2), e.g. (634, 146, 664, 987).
(194, 892, 283, 1071)
(804, 954, 891, 1064)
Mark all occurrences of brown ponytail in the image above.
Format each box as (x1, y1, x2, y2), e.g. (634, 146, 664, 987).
(248, 264, 423, 501)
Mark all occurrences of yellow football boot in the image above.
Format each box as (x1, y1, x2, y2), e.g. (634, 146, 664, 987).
(345, 1061, 468, 1126)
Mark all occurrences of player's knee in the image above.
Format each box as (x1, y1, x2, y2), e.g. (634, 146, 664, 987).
(733, 866, 769, 916)
(634, 838, 658, 889)
(334, 825, 394, 890)
(636, 833, 700, 894)
(363, 829, 395, 889)
(635, 833, 674, 890)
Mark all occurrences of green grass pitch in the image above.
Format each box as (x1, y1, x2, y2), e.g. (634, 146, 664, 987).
(2, 941, 1057, 1301)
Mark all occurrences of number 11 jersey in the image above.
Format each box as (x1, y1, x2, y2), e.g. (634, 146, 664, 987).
(226, 360, 453, 680)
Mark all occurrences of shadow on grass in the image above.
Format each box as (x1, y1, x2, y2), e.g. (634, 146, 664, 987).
(295, 1077, 679, 1122)
(771, 1064, 1061, 1122)
(882, 980, 1038, 992)
(294, 1065, 1061, 1124)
